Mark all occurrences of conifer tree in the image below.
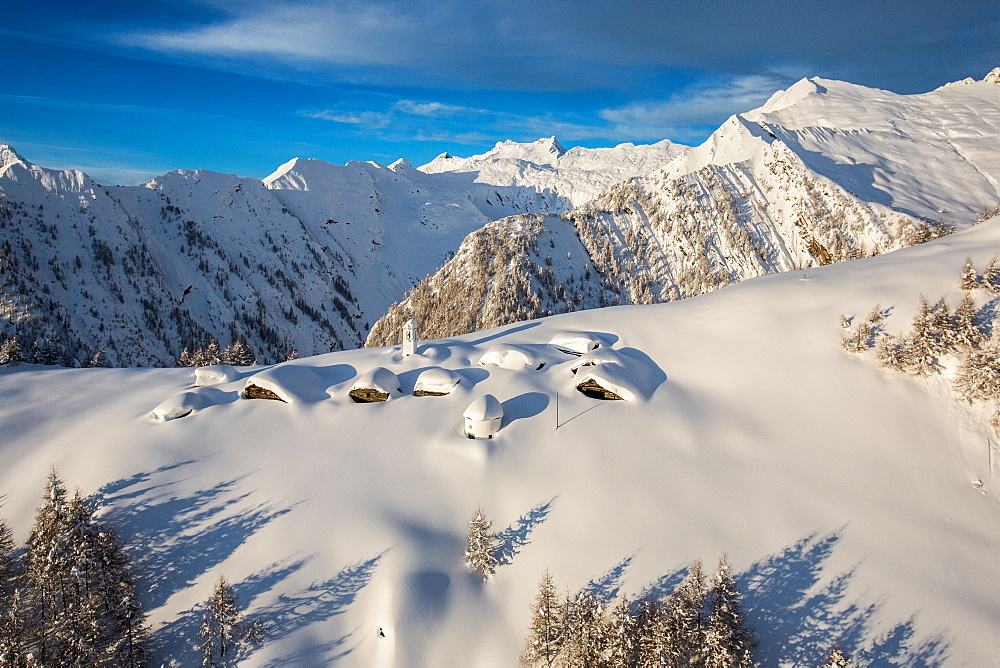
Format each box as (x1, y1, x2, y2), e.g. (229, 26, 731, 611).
(464, 506, 500, 581)
(561, 591, 608, 667)
(983, 257, 1000, 293)
(198, 575, 262, 666)
(906, 295, 941, 376)
(952, 294, 984, 351)
(0, 589, 39, 668)
(520, 570, 564, 667)
(821, 643, 852, 667)
(876, 333, 910, 372)
(0, 337, 24, 365)
(953, 343, 1000, 401)
(604, 595, 637, 667)
(703, 555, 754, 668)
(0, 515, 13, 591)
(633, 597, 669, 667)
(24, 468, 71, 664)
(960, 257, 979, 291)
(666, 560, 707, 665)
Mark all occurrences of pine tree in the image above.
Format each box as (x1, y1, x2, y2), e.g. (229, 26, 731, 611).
(464, 506, 499, 581)
(20, 472, 148, 666)
(221, 340, 255, 366)
(703, 555, 754, 668)
(520, 570, 564, 667)
(562, 591, 608, 667)
(633, 597, 668, 667)
(24, 468, 71, 664)
(953, 294, 984, 351)
(930, 297, 956, 351)
(906, 295, 941, 376)
(0, 589, 39, 667)
(953, 343, 1000, 401)
(604, 595, 637, 667)
(86, 349, 110, 368)
(983, 257, 1000, 293)
(876, 333, 910, 372)
(821, 643, 852, 667)
(0, 337, 24, 365)
(960, 257, 979, 291)
(665, 560, 707, 665)
(0, 515, 13, 591)
(198, 575, 262, 666)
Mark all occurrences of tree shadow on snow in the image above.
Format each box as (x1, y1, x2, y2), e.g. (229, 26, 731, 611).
(741, 531, 952, 666)
(579, 555, 634, 603)
(495, 497, 556, 567)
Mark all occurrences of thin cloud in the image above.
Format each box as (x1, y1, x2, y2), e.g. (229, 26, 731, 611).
(394, 100, 481, 118)
(300, 109, 391, 129)
(599, 75, 788, 139)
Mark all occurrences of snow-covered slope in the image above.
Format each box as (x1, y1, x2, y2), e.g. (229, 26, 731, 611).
(3, 218, 1000, 665)
(370, 71, 999, 345)
(0, 137, 683, 365)
(421, 137, 686, 207)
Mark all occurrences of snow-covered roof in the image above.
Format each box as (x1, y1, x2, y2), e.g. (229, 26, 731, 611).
(569, 347, 627, 373)
(463, 394, 503, 421)
(478, 343, 544, 370)
(152, 391, 205, 421)
(572, 350, 660, 402)
(548, 331, 604, 354)
(194, 364, 239, 387)
(413, 367, 462, 394)
(243, 364, 329, 403)
(351, 367, 401, 396)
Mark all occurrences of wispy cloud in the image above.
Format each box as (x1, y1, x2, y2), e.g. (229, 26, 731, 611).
(599, 75, 788, 139)
(394, 100, 481, 118)
(300, 109, 391, 129)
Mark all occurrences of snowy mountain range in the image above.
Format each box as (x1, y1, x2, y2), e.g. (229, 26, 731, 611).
(367, 70, 1000, 346)
(2, 69, 999, 365)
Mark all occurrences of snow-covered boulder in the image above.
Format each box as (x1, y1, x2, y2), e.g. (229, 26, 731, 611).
(152, 391, 206, 421)
(350, 367, 401, 403)
(478, 343, 545, 371)
(549, 331, 604, 354)
(413, 367, 462, 396)
(463, 394, 503, 439)
(194, 364, 239, 387)
(242, 365, 328, 403)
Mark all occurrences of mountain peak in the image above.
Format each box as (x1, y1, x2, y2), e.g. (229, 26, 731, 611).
(984, 67, 1000, 84)
(0, 144, 29, 171)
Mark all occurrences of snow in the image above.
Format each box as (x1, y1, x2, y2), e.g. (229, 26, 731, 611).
(413, 367, 462, 394)
(4, 218, 1000, 664)
(478, 343, 546, 370)
(350, 366, 403, 397)
(242, 363, 331, 403)
(194, 365, 240, 386)
(463, 394, 504, 421)
(151, 390, 208, 421)
(548, 330, 605, 354)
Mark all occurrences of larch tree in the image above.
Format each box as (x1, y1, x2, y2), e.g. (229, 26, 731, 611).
(821, 643, 852, 667)
(561, 591, 608, 667)
(703, 555, 754, 668)
(953, 342, 1000, 401)
(983, 257, 1000, 293)
(960, 257, 978, 291)
(604, 595, 638, 667)
(198, 575, 262, 666)
(665, 559, 708, 665)
(953, 294, 984, 351)
(464, 506, 500, 581)
(520, 570, 565, 667)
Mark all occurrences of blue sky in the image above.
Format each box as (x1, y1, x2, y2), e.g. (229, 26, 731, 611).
(1, 0, 997, 184)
